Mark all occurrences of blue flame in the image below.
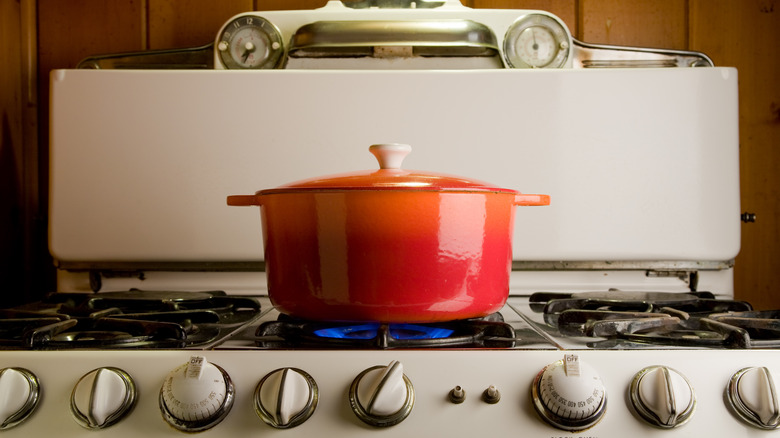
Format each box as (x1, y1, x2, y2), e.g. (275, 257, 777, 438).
(313, 323, 454, 340)
(313, 323, 379, 340)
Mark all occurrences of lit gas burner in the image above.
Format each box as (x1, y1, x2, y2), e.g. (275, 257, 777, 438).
(254, 313, 516, 349)
(313, 323, 455, 340)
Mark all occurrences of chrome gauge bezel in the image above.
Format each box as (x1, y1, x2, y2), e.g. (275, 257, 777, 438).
(503, 13, 571, 69)
(216, 15, 284, 69)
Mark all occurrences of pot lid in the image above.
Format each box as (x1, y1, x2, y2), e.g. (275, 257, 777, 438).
(260, 143, 519, 194)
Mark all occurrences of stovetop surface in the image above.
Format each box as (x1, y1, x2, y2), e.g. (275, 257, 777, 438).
(2, 290, 777, 351)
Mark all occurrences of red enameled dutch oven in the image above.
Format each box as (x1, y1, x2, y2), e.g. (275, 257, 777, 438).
(227, 144, 549, 323)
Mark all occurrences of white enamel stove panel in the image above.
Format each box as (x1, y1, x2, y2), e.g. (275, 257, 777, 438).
(0, 350, 777, 437)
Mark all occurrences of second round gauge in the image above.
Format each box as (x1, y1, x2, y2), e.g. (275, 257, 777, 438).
(504, 14, 570, 69)
(217, 15, 283, 69)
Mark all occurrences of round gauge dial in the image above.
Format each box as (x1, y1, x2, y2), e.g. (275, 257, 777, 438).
(504, 14, 570, 69)
(217, 15, 283, 69)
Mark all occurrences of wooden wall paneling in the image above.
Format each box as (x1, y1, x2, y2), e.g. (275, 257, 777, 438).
(691, 0, 780, 309)
(578, 0, 687, 49)
(148, 0, 253, 49)
(1, 0, 27, 305)
(38, 0, 145, 69)
(1, 0, 23, 180)
(470, 0, 576, 36)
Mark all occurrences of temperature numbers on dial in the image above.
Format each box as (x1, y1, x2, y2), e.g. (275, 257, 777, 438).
(162, 364, 226, 420)
(159, 356, 235, 432)
(540, 372, 603, 414)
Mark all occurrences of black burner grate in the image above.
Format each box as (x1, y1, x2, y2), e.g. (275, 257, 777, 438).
(0, 291, 262, 349)
(528, 291, 780, 349)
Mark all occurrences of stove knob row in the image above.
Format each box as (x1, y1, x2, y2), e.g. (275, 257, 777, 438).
(532, 354, 607, 432)
(4, 357, 778, 432)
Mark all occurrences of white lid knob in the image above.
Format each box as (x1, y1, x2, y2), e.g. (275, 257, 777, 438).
(369, 144, 412, 170)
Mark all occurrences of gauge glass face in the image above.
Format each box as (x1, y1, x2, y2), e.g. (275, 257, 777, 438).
(515, 27, 557, 68)
(218, 16, 283, 69)
(504, 14, 570, 69)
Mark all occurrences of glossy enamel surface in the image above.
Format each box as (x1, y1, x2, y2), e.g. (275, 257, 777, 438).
(228, 144, 549, 322)
(258, 191, 519, 322)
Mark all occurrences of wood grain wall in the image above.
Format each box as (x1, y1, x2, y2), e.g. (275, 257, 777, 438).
(7, 1, 780, 307)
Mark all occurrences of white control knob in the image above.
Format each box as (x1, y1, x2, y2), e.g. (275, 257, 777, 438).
(71, 367, 137, 429)
(159, 356, 234, 432)
(349, 360, 414, 427)
(532, 354, 606, 431)
(629, 366, 695, 428)
(727, 367, 780, 429)
(255, 368, 318, 428)
(0, 368, 40, 430)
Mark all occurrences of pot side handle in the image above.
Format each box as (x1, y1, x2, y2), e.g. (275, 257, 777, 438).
(514, 194, 550, 206)
(227, 195, 262, 206)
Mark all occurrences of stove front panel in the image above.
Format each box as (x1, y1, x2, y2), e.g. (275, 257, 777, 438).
(0, 349, 773, 437)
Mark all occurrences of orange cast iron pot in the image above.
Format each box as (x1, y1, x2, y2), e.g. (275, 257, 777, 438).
(227, 144, 549, 323)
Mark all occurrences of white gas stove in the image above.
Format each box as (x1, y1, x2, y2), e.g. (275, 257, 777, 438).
(2, 1, 776, 437)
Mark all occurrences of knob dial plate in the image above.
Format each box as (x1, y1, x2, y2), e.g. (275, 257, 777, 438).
(0, 368, 40, 430)
(71, 367, 137, 429)
(629, 366, 695, 428)
(727, 367, 780, 429)
(159, 356, 235, 432)
(255, 367, 318, 429)
(532, 354, 606, 431)
(349, 361, 414, 427)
